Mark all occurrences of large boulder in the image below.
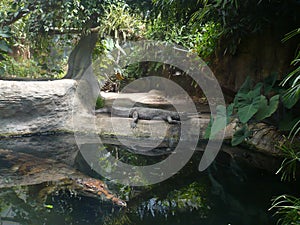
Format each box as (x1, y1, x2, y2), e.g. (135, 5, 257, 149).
(0, 79, 77, 135)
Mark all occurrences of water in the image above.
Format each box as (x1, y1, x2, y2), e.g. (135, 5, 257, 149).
(0, 135, 298, 225)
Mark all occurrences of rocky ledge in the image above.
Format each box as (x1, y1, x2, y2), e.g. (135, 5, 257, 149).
(0, 80, 285, 157)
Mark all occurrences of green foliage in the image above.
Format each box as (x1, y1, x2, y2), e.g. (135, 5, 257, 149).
(0, 57, 45, 78)
(280, 28, 300, 143)
(281, 28, 300, 109)
(255, 95, 280, 121)
(95, 97, 105, 109)
(233, 76, 280, 123)
(276, 141, 300, 182)
(99, 1, 145, 42)
(0, 26, 12, 67)
(231, 124, 251, 146)
(235, 83, 263, 123)
(165, 182, 206, 211)
(191, 0, 300, 54)
(192, 22, 221, 58)
(271, 27, 300, 225)
(91, 1, 147, 83)
(205, 75, 281, 146)
(145, 15, 220, 58)
(0, 56, 64, 78)
(270, 195, 300, 225)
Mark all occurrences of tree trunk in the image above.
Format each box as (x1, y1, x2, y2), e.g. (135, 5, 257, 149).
(63, 32, 99, 79)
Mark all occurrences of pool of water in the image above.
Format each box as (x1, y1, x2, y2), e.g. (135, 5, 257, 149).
(0, 135, 298, 225)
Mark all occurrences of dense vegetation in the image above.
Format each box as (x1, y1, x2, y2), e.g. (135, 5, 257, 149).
(0, 0, 300, 223)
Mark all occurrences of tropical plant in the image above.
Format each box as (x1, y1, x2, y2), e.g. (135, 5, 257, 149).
(0, 56, 46, 78)
(276, 141, 300, 182)
(191, 0, 300, 54)
(280, 28, 300, 141)
(99, 1, 145, 42)
(270, 26, 300, 225)
(0, 27, 12, 75)
(205, 74, 281, 145)
(0, 27, 12, 59)
(270, 195, 300, 225)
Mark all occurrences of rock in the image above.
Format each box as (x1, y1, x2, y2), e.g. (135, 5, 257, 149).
(246, 123, 285, 156)
(0, 79, 77, 135)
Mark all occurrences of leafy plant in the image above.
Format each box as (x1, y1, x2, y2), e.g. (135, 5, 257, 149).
(231, 124, 251, 146)
(191, 0, 300, 55)
(280, 28, 300, 140)
(0, 27, 12, 56)
(205, 74, 280, 146)
(0, 56, 62, 78)
(270, 195, 300, 225)
(270, 27, 300, 225)
(96, 96, 105, 109)
(99, 1, 145, 42)
(234, 76, 280, 123)
(0, 26, 12, 74)
(276, 141, 300, 182)
(232, 75, 280, 145)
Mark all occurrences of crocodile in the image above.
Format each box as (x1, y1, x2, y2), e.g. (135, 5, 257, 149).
(96, 106, 193, 128)
(0, 149, 126, 207)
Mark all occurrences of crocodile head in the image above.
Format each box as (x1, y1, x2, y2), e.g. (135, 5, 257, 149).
(74, 177, 127, 207)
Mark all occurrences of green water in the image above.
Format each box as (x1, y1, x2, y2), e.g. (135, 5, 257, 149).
(0, 135, 298, 225)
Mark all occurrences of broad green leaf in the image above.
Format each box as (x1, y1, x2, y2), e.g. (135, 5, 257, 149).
(234, 82, 262, 123)
(255, 95, 279, 120)
(231, 125, 251, 146)
(0, 66, 5, 75)
(263, 73, 278, 95)
(0, 40, 12, 53)
(237, 94, 261, 123)
(253, 83, 263, 93)
(0, 30, 11, 38)
(238, 76, 253, 94)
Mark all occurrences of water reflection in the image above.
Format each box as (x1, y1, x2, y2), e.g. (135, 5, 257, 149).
(0, 135, 298, 225)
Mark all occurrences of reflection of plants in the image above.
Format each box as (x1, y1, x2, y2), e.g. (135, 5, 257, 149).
(166, 182, 206, 211)
(103, 213, 131, 225)
(270, 195, 300, 225)
(133, 181, 208, 219)
(0, 188, 46, 224)
(98, 145, 161, 185)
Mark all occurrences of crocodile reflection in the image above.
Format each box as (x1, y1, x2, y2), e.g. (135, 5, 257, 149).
(0, 149, 126, 207)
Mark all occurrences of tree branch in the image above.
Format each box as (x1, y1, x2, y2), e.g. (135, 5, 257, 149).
(46, 27, 100, 35)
